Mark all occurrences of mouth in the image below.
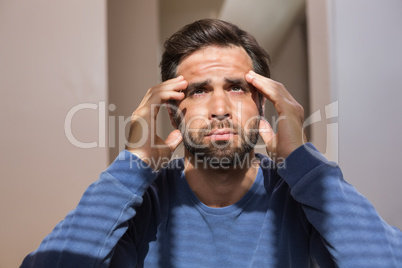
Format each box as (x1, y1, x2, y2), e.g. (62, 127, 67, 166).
(205, 128, 237, 141)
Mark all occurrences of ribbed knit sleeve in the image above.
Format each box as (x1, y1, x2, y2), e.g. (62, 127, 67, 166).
(278, 143, 402, 267)
(20, 150, 157, 268)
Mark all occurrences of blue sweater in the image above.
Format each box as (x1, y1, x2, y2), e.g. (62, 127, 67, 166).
(21, 144, 402, 267)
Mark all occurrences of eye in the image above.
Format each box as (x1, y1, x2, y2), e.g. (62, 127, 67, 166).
(191, 89, 207, 96)
(230, 86, 244, 92)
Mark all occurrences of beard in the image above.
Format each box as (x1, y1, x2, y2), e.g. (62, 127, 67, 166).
(174, 113, 260, 168)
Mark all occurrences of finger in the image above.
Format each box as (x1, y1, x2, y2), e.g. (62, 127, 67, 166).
(161, 75, 185, 86)
(258, 118, 275, 145)
(156, 78, 188, 93)
(164, 80, 188, 92)
(245, 72, 281, 101)
(165, 129, 183, 152)
(152, 80, 187, 101)
(141, 80, 187, 108)
(246, 72, 303, 119)
(143, 76, 185, 102)
(246, 73, 280, 104)
(159, 91, 185, 102)
(246, 71, 295, 103)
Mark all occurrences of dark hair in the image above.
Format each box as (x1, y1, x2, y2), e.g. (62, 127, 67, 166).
(160, 19, 271, 81)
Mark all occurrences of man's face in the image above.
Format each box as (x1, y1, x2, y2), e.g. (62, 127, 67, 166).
(174, 45, 262, 167)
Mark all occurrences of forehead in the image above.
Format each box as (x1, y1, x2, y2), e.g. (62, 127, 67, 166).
(176, 45, 253, 79)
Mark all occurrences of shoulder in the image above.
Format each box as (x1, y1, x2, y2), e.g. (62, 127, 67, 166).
(144, 157, 185, 204)
(255, 153, 282, 182)
(254, 153, 289, 194)
(152, 157, 185, 186)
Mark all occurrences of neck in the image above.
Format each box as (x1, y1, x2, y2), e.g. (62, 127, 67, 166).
(183, 150, 260, 208)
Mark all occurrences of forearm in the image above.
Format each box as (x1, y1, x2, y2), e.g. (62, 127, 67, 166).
(21, 150, 157, 268)
(278, 143, 402, 267)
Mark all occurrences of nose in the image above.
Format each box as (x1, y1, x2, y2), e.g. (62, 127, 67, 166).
(209, 90, 231, 121)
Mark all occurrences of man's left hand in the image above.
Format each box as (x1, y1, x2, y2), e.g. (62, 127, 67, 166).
(245, 70, 307, 162)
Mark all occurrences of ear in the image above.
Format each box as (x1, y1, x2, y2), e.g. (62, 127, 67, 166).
(166, 101, 178, 129)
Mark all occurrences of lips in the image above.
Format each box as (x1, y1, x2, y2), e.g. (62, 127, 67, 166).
(205, 128, 237, 140)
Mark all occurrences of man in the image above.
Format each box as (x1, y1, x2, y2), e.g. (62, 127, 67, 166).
(22, 19, 401, 267)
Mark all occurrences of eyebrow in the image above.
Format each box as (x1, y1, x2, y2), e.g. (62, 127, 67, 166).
(187, 80, 211, 92)
(185, 77, 252, 96)
(187, 78, 250, 89)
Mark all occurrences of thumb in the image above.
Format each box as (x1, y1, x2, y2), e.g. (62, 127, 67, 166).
(165, 129, 183, 152)
(259, 118, 275, 145)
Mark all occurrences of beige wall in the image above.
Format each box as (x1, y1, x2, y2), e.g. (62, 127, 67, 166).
(0, 1, 108, 267)
(108, 0, 159, 161)
(306, 0, 333, 154)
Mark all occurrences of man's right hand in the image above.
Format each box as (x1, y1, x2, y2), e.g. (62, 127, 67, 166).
(126, 76, 188, 170)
